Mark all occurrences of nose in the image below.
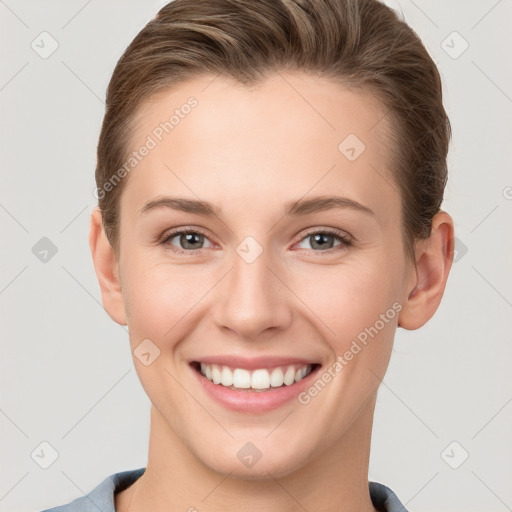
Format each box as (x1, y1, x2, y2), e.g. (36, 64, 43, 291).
(212, 247, 293, 339)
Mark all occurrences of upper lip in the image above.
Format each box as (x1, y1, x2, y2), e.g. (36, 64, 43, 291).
(190, 355, 320, 371)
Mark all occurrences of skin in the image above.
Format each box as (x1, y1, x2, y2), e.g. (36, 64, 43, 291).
(89, 71, 454, 512)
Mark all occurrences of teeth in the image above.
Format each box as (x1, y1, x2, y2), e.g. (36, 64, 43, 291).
(251, 369, 270, 390)
(284, 366, 296, 385)
(269, 367, 284, 387)
(233, 368, 251, 388)
(211, 365, 222, 384)
(221, 365, 233, 386)
(198, 363, 314, 390)
(294, 366, 308, 382)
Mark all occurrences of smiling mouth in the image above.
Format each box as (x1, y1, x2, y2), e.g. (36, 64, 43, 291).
(190, 361, 321, 392)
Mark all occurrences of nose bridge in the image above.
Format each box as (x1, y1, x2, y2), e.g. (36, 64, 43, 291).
(233, 243, 272, 299)
(213, 238, 291, 337)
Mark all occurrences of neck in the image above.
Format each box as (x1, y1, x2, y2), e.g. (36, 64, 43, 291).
(116, 394, 379, 512)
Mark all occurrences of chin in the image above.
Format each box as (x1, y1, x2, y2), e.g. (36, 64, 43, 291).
(195, 437, 313, 481)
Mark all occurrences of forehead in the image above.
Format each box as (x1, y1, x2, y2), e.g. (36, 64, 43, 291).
(121, 71, 399, 226)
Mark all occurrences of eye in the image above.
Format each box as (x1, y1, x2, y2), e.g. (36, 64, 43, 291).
(160, 228, 214, 255)
(159, 227, 352, 256)
(295, 228, 352, 253)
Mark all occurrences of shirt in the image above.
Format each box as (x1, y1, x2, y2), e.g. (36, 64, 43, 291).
(39, 467, 409, 512)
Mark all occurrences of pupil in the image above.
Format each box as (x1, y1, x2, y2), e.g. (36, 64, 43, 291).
(312, 234, 332, 250)
(182, 233, 202, 249)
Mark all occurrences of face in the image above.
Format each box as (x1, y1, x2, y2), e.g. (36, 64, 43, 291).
(110, 72, 415, 478)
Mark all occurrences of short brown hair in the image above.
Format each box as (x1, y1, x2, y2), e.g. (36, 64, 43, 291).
(95, 0, 451, 258)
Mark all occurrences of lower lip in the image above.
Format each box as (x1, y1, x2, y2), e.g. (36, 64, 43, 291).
(190, 364, 321, 413)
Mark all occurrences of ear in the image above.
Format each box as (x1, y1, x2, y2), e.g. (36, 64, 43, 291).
(89, 207, 127, 325)
(398, 211, 454, 330)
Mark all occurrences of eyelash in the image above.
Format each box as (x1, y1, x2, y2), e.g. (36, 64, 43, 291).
(158, 226, 353, 256)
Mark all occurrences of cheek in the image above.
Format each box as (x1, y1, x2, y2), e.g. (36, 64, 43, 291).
(118, 245, 227, 378)
(291, 256, 402, 404)
(123, 261, 200, 342)
(119, 255, 205, 408)
(288, 260, 400, 439)
(295, 259, 400, 338)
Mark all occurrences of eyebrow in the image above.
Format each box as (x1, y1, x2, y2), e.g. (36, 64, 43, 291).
(139, 195, 375, 218)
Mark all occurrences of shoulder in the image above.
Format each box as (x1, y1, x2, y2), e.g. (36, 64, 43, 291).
(369, 481, 409, 512)
(38, 468, 146, 512)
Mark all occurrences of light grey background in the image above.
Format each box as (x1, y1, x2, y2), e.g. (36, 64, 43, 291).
(1, 1, 511, 511)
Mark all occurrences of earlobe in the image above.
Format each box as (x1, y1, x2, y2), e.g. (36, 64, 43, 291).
(89, 207, 128, 325)
(398, 211, 454, 330)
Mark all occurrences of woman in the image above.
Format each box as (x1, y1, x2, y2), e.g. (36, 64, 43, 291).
(42, 0, 454, 510)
